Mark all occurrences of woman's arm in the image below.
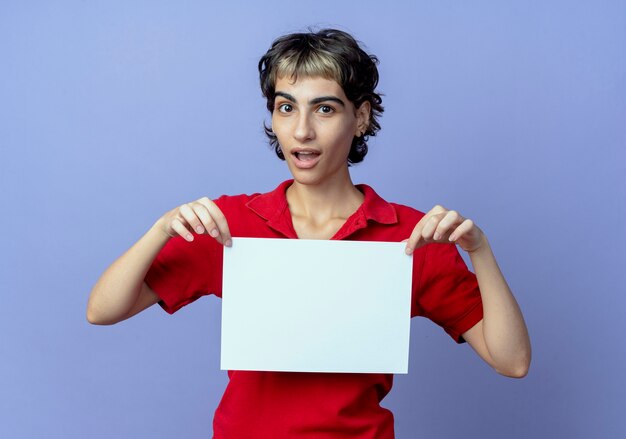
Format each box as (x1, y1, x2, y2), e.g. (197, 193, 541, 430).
(405, 206, 531, 378)
(462, 236, 531, 378)
(87, 197, 231, 325)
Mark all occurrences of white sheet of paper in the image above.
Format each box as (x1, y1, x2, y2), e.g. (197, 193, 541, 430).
(221, 237, 412, 374)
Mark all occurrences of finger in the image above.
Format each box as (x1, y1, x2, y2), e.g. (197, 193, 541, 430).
(179, 203, 205, 236)
(449, 218, 474, 242)
(406, 210, 443, 254)
(406, 206, 448, 254)
(171, 218, 194, 242)
(406, 223, 427, 254)
(433, 210, 463, 241)
(421, 214, 443, 241)
(190, 202, 217, 237)
(429, 204, 447, 215)
(198, 197, 232, 246)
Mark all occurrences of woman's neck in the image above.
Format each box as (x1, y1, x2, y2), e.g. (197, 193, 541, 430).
(286, 175, 364, 227)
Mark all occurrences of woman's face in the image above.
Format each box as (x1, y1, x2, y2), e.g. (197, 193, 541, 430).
(271, 75, 370, 187)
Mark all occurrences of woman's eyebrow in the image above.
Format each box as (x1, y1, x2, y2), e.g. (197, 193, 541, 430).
(310, 96, 345, 107)
(274, 91, 345, 107)
(274, 91, 296, 102)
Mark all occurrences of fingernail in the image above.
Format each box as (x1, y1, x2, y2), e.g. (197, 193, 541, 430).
(196, 226, 204, 233)
(434, 232, 441, 240)
(225, 239, 232, 247)
(186, 234, 194, 241)
(449, 234, 456, 242)
(405, 247, 412, 255)
(210, 229, 218, 237)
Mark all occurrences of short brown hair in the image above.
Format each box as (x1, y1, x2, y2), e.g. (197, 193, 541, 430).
(258, 28, 384, 164)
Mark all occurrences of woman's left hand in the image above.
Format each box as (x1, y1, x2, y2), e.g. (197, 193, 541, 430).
(405, 205, 486, 255)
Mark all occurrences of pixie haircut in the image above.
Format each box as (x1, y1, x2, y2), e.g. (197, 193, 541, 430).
(258, 28, 384, 164)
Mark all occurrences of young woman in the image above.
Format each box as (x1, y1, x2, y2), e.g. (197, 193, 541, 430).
(88, 28, 531, 438)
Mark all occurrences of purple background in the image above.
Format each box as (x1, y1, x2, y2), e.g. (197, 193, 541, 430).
(1, 1, 625, 437)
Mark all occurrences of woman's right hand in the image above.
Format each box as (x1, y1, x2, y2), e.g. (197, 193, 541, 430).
(155, 197, 232, 246)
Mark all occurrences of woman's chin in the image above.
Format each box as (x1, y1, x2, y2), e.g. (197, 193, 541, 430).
(288, 167, 352, 189)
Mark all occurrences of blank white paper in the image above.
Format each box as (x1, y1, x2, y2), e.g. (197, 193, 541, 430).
(221, 237, 412, 374)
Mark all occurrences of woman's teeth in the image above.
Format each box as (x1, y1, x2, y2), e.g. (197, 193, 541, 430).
(296, 152, 318, 161)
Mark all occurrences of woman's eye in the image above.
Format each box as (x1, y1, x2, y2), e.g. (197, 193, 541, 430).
(278, 103, 293, 113)
(317, 105, 333, 114)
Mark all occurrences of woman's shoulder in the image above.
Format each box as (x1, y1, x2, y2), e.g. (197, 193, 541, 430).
(358, 183, 427, 222)
(389, 201, 426, 217)
(213, 180, 291, 215)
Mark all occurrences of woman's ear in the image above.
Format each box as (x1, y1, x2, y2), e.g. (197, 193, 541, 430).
(355, 101, 372, 136)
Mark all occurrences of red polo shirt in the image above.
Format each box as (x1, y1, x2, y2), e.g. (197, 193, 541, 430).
(145, 180, 483, 438)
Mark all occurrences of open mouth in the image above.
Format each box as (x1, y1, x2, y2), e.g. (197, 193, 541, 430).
(294, 151, 320, 161)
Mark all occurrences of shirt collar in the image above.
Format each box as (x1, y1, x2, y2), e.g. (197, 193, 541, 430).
(246, 179, 398, 231)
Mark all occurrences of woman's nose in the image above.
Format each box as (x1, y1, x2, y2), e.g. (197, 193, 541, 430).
(294, 112, 315, 142)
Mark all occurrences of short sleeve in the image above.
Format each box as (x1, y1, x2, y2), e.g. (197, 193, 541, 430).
(145, 233, 224, 314)
(412, 242, 483, 343)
